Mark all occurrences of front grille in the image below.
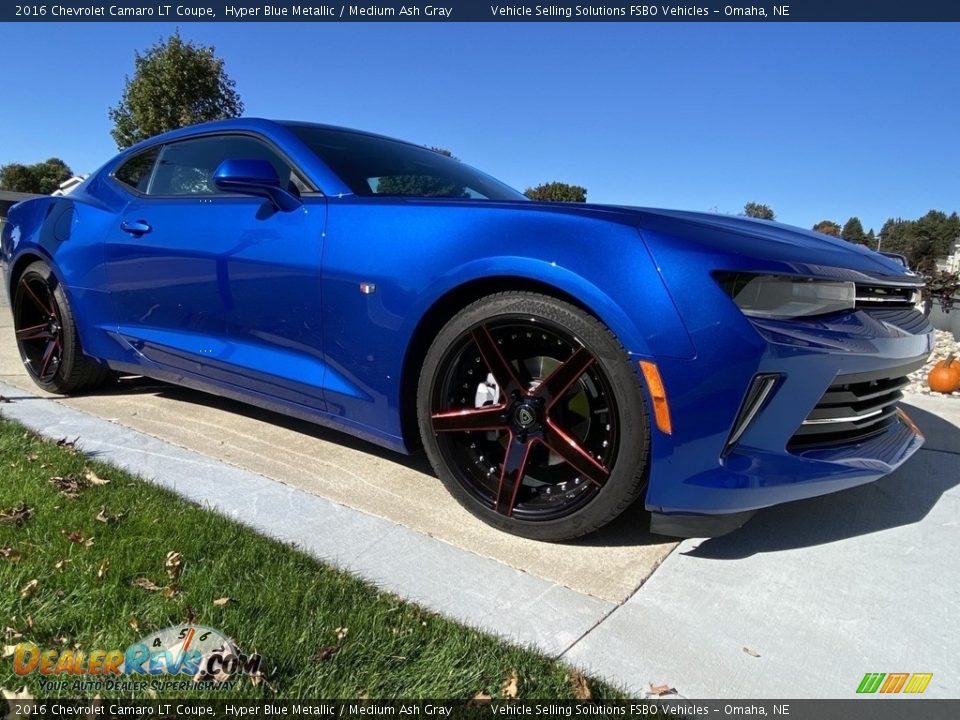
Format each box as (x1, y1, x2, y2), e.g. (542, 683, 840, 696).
(865, 308, 932, 335)
(855, 283, 919, 309)
(789, 373, 909, 449)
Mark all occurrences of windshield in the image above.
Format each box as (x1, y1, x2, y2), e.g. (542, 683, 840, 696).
(285, 124, 527, 201)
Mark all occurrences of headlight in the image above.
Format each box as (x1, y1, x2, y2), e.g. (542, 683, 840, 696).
(716, 273, 856, 319)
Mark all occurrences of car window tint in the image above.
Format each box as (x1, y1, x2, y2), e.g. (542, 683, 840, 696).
(113, 147, 161, 193)
(147, 135, 300, 196)
(285, 125, 527, 201)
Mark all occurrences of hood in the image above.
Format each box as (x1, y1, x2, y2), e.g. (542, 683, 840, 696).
(491, 199, 912, 279)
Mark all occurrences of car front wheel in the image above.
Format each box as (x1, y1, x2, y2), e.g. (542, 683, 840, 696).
(418, 291, 650, 541)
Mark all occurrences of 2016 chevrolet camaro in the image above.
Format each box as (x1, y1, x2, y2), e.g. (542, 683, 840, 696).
(1, 119, 934, 540)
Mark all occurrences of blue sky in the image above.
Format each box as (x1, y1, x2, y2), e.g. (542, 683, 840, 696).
(3, 22, 958, 232)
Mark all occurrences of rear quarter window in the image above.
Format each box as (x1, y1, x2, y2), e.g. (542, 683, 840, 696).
(113, 147, 161, 193)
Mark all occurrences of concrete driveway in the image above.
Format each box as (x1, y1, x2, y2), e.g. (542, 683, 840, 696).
(1, 290, 957, 697)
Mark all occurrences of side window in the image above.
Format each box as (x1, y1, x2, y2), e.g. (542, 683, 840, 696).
(113, 147, 161, 193)
(147, 135, 302, 196)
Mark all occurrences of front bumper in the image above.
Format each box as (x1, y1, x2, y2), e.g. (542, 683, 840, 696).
(637, 307, 934, 536)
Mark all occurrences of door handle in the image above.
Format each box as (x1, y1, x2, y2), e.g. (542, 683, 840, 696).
(120, 220, 152, 236)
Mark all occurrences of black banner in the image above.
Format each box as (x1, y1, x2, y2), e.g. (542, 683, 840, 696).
(4, 0, 960, 23)
(2, 700, 959, 720)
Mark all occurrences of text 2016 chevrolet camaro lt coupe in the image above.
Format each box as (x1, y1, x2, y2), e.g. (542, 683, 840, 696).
(1, 119, 934, 540)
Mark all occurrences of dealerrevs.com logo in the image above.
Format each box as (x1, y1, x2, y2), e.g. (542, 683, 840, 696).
(856, 672, 933, 694)
(11, 624, 263, 692)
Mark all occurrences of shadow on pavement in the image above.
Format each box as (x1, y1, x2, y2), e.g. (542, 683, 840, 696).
(103, 375, 438, 473)
(52, 375, 668, 548)
(686, 404, 960, 559)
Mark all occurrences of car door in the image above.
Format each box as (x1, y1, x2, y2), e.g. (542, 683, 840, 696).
(103, 133, 328, 410)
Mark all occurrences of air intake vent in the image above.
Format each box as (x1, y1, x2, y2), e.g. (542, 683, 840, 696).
(855, 283, 919, 309)
(789, 374, 909, 449)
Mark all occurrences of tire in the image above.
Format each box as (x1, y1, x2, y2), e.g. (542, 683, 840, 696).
(417, 291, 650, 541)
(12, 260, 113, 394)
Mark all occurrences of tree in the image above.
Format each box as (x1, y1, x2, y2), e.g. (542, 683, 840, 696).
(879, 218, 912, 255)
(841, 217, 869, 247)
(109, 31, 243, 149)
(812, 220, 842, 237)
(0, 158, 73, 194)
(524, 182, 587, 202)
(743, 202, 775, 220)
(375, 147, 464, 197)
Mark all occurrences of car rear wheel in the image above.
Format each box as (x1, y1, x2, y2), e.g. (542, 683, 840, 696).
(13, 261, 113, 394)
(418, 292, 650, 541)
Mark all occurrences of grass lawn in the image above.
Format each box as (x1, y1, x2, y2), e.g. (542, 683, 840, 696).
(0, 416, 623, 700)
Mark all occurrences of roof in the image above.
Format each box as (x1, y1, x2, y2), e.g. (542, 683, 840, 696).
(120, 117, 420, 157)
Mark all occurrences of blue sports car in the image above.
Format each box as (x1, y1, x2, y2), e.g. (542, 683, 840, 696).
(1, 119, 934, 540)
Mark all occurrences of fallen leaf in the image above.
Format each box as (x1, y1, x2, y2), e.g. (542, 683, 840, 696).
(56, 437, 79, 450)
(742, 646, 761, 658)
(0, 503, 33, 526)
(96, 559, 110, 581)
(648, 683, 677, 697)
(133, 577, 163, 592)
(27, 454, 38, 462)
(571, 671, 592, 700)
(25, 616, 33, 629)
(165, 551, 183, 580)
(50, 475, 87, 498)
(162, 586, 179, 599)
(315, 646, 339, 662)
(54, 558, 70, 571)
(2, 645, 16, 658)
(335, 626, 349, 642)
(248, 667, 274, 691)
(471, 692, 492, 703)
(184, 606, 198, 624)
(501, 671, 519, 699)
(62, 530, 94, 547)
(129, 616, 141, 632)
(0, 547, 23, 563)
(213, 597, 233, 607)
(95, 507, 124, 524)
(84, 469, 109, 486)
(1, 686, 34, 701)
(4, 628, 23, 641)
(20, 580, 39, 600)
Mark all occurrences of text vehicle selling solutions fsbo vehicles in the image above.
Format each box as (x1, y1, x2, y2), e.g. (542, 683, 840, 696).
(1, 119, 933, 540)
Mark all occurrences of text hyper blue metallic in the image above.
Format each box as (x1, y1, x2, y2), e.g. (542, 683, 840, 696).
(1, 119, 933, 540)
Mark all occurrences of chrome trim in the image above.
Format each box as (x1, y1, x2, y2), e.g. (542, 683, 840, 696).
(723, 374, 781, 456)
(729, 376, 777, 443)
(854, 295, 914, 303)
(801, 408, 883, 425)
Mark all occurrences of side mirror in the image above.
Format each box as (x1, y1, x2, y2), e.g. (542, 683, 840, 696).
(213, 159, 301, 212)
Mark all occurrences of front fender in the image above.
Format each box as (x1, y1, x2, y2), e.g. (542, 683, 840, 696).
(405, 253, 695, 362)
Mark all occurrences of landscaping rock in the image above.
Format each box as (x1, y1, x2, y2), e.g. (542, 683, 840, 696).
(905, 329, 960, 399)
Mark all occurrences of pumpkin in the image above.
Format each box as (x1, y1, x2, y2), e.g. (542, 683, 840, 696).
(927, 354, 960, 394)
